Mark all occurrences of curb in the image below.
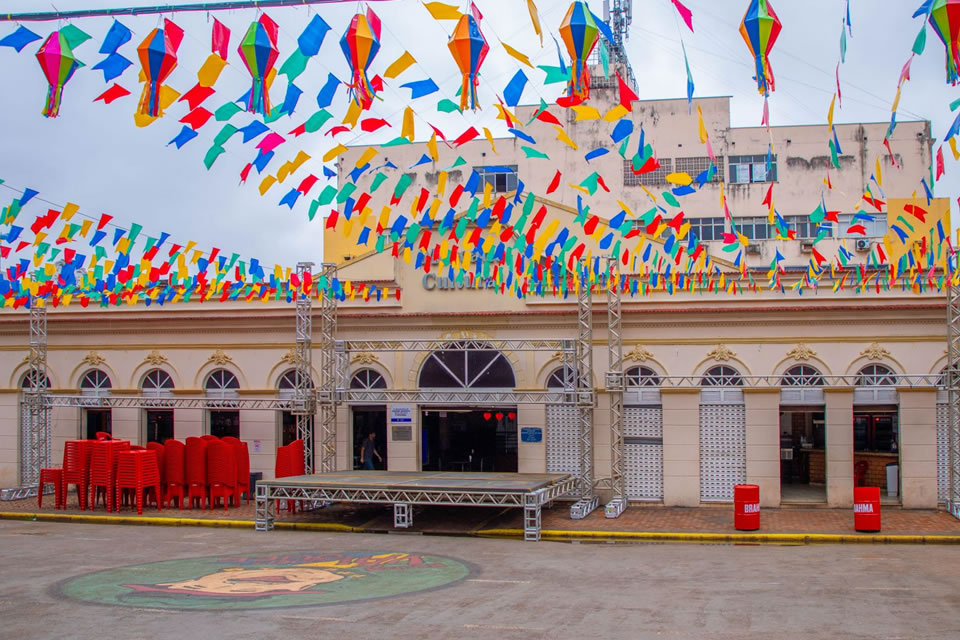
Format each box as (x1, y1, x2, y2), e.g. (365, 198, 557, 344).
(4, 512, 960, 544)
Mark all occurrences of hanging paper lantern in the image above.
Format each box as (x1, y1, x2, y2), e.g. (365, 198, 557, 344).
(448, 14, 489, 111)
(929, 0, 960, 85)
(237, 14, 280, 115)
(136, 20, 182, 117)
(559, 2, 600, 104)
(35, 31, 83, 118)
(339, 8, 382, 110)
(739, 0, 782, 96)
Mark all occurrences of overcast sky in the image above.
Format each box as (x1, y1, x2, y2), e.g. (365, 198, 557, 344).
(1, 0, 957, 268)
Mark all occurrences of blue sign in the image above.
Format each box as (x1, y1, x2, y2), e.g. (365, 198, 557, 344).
(520, 427, 542, 443)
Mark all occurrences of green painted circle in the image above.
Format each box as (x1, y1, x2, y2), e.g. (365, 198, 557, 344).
(60, 550, 472, 610)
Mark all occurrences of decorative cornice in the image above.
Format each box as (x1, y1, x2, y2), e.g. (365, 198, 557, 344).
(785, 343, 817, 361)
(625, 345, 654, 362)
(706, 344, 736, 362)
(860, 342, 891, 361)
(143, 350, 169, 366)
(206, 349, 233, 366)
(81, 351, 106, 367)
(351, 352, 379, 365)
(279, 348, 298, 366)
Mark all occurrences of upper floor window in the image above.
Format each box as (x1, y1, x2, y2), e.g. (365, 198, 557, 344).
(350, 369, 387, 390)
(736, 217, 769, 240)
(474, 165, 518, 193)
(625, 366, 661, 387)
(856, 364, 896, 387)
(205, 369, 239, 392)
(729, 154, 777, 184)
(837, 213, 887, 238)
(624, 157, 672, 187)
(781, 365, 824, 387)
(785, 215, 828, 240)
(278, 369, 314, 390)
(80, 369, 112, 394)
(686, 217, 726, 242)
(701, 365, 744, 387)
(419, 343, 516, 389)
(20, 371, 50, 390)
(675, 156, 723, 183)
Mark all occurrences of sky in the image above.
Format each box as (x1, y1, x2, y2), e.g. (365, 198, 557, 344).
(0, 0, 957, 269)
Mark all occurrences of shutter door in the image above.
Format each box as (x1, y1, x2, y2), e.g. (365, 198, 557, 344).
(546, 404, 581, 479)
(699, 403, 746, 502)
(938, 403, 948, 504)
(624, 406, 663, 500)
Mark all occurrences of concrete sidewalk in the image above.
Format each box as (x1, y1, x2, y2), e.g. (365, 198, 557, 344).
(5, 492, 960, 542)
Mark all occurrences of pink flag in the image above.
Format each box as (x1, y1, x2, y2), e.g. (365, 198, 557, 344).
(212, 18, 230, 60)
(671, 0, 693, 32)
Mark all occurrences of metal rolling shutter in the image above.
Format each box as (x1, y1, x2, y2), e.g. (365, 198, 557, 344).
(624, 406, 663, 500)
(699, 403, 747, 502)
(546, 404, 581, 478)
(938, 403, 948, 504)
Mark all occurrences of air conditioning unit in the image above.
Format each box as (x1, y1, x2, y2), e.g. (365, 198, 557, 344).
(855, 239, 872, 252)
(745, 244, 762, 256)
(800, 240, 814, 253)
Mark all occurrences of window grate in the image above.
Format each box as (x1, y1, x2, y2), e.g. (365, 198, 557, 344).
(675, 156, 723, 182)
(624, 157, 673, 187)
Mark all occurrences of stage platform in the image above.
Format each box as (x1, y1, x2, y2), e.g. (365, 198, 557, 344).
(255, 471, 578, 541)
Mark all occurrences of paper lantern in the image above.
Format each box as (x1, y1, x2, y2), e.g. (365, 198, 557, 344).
(35, 31, 83, 118)
(929, 0, 960, 85)
(559, 2, 600, 103)
(237, 14, 280, 115)
(136, 19, 182, 117)
(339, 8, 381, 110)
(448, 14, 489, 111)
(739, 0, 781, 96)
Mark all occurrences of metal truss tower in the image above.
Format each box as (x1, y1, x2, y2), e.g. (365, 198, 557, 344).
(603, 0, 633, 64)
(604, 260, 626, 518)
(570, 264, 599, 519)
(294, 262, 317, 473)
(947, 283, 960, 519)
(316, 262, 340, 473)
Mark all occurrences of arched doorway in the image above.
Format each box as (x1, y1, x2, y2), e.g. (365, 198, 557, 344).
(623, 366, 663, 501)
(205, 369, 240, 438)
(349, 369, 387, 470)
(546, 367, 580, 479)
(141, 369, 175, 443)
(779, 365, 826, 503)
(699, 365, 746, 502)
(79, 369, 112, 440)
(418, 343, 518, 472)
(278, 369, 314, 448)
(854, 364, 900, 503)
(937, 367, 949, 505)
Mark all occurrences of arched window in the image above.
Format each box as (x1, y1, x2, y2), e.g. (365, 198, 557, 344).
(141, 369, 174, 394)
(625, 366, 661, 387)
(856, 364, 896, 386)
(701, 365, 743, 387)
(20, 370, 50, 390)
(80, 369, 112, 393)
(350, 369, 387, 389)
(418, 343, 516, 388)
(205, 369, 240, 392)
(781, 365, 823, 387)
(278, 369, 315, 389)
(546, 367, 573, 389)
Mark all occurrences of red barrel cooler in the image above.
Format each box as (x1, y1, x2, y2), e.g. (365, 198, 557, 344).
(853, 486, 881, 532)
(734, 484, 761, 531)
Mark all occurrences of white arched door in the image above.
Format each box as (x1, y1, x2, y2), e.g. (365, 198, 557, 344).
(699, 366, 746, 502)
(623, 366, 663, 501)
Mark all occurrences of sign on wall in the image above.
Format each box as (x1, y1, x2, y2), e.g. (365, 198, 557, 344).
(520, 427, 543, 443)
(390, 405, 414, 441)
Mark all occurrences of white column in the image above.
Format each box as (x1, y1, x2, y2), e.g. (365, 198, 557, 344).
(825, 388, 854, 507)
(661, 389, 700, 506)
(744, 389, 781, 506)
(517, 404, 545, 473)
(899, 388, 938, 508)
(0, 393, 19, 486)
(386, 403, 419, 471)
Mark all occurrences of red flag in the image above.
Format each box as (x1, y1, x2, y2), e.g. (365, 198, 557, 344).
(179, 107, 213, 130)
(360, 118, 391, 132)
(178, 84, 215, 111)
(762, 183, 773, 206)
(297, 174, 319, 195)
(536, 109, 562, 126)
(93, 83, 130, 104)
(846, 224, 866, 235)
(936, 145, 945, 181)
(617, 72, 639, 110)
(288, 123, 307, 137)
(240, 163, 252, 183)
(670, 0, 694, 31)
(546, 170, 562, 194)
(96, 213, 112, 230)
(325, 125, 351, 137)
(453, 127, 479, 147)
(470, 1, 483, 22)
(212, 18, 230, 59)
(325, 210, 339, 229)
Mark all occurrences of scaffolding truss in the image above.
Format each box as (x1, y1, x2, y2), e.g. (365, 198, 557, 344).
(294, 262, 316, 473)
(316, 263, 339, 473)
(605, 262, 626, 518)
(948, 284, 960, 519)
(570, 269, 599, 519)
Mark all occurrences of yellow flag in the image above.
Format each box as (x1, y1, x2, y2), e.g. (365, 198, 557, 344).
(342, 100, 362, 127)
(437, 170, 448, 196)
(527, 0, 543, 45)
(666, 172, 693, 186)
(483, 127, 497, 154)
(259, 175, 277, 195)
(571, 105, 602, 120)
(323, 144, 347, 163)
(384, 51, 416, 79)
(482, 181, 493, 208)
(427, 132, 439, 162)
(494, 102, 518, 124)
(875, 157, 882, 186)
(402, 107, 415, 141)
(197, 54, 226, 88)
(827, 93, 836, 129)
(290, 150, 310, 171)
(378, 206, 391, 230)
(423, 2, 462, 20)
(277, 162, 294, 183)
(602, 104, 629, 121)
(950, 137, 960, 161)
(355, 146, 379, 169)
(62, 202, 79, 221)
(891, 85, 902, 113)
(79, 219, 92, 238)
(502, 43, 533, 68)
(554, 125, 578, 150)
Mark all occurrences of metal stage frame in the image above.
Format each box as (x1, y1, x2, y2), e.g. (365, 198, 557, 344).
(948, 284, 960, 519)
(254, 471, 579, 541)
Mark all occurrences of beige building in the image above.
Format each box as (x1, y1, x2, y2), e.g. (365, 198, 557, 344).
(0, 76, 951, 512)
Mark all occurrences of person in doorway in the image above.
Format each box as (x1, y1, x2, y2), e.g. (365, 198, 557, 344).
(361, 432, 382, 470)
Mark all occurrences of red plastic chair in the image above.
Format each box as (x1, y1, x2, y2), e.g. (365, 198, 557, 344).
(163, 439, 186, 509)
(185, 437, 208, 509)
(854, 461, 869, 487)
(95, 432, 113, 440)
(201, 434, 219, 442)
(145, 442, 165, 507)
(38, 468, 63, 509)
(88, 440, 130, 512)
(275, 439, 305, 513)
(222, 437, 250, 505)
(206, 439, 237, 511)
(115, 450, 162, 515)
(62, 440, 91, 510)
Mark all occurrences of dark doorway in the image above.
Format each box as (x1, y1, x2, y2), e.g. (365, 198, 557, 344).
(352, 407, 387, 470)
(779, 408, 826, 502)
(146, 410, 174, 443)
(421, 409, 517, 472)
(854, 409, 900, 503)
(210, 410, 240, 438)
(85, 409, 112, 439)
(280, 412, 313, 448)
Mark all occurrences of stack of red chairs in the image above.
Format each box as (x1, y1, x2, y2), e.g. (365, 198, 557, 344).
(222, 436, 251, 505)
(184, 437, 208, 509)
(115, 449, 162, 515)
(275, 439, 306, 513)
(206, 439, 237, 511)
(145, 442, 165, 507)
(62, 440, 90, 510)
(38, 467, 64, 509)
(88, 439, 130, 511)
(163, 439, 186, 509)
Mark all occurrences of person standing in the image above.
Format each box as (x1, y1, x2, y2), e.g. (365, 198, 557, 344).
(361, 432, 382, 470)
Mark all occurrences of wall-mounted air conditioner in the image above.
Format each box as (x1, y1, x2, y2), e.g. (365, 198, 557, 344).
(855, 238, 872, 252)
